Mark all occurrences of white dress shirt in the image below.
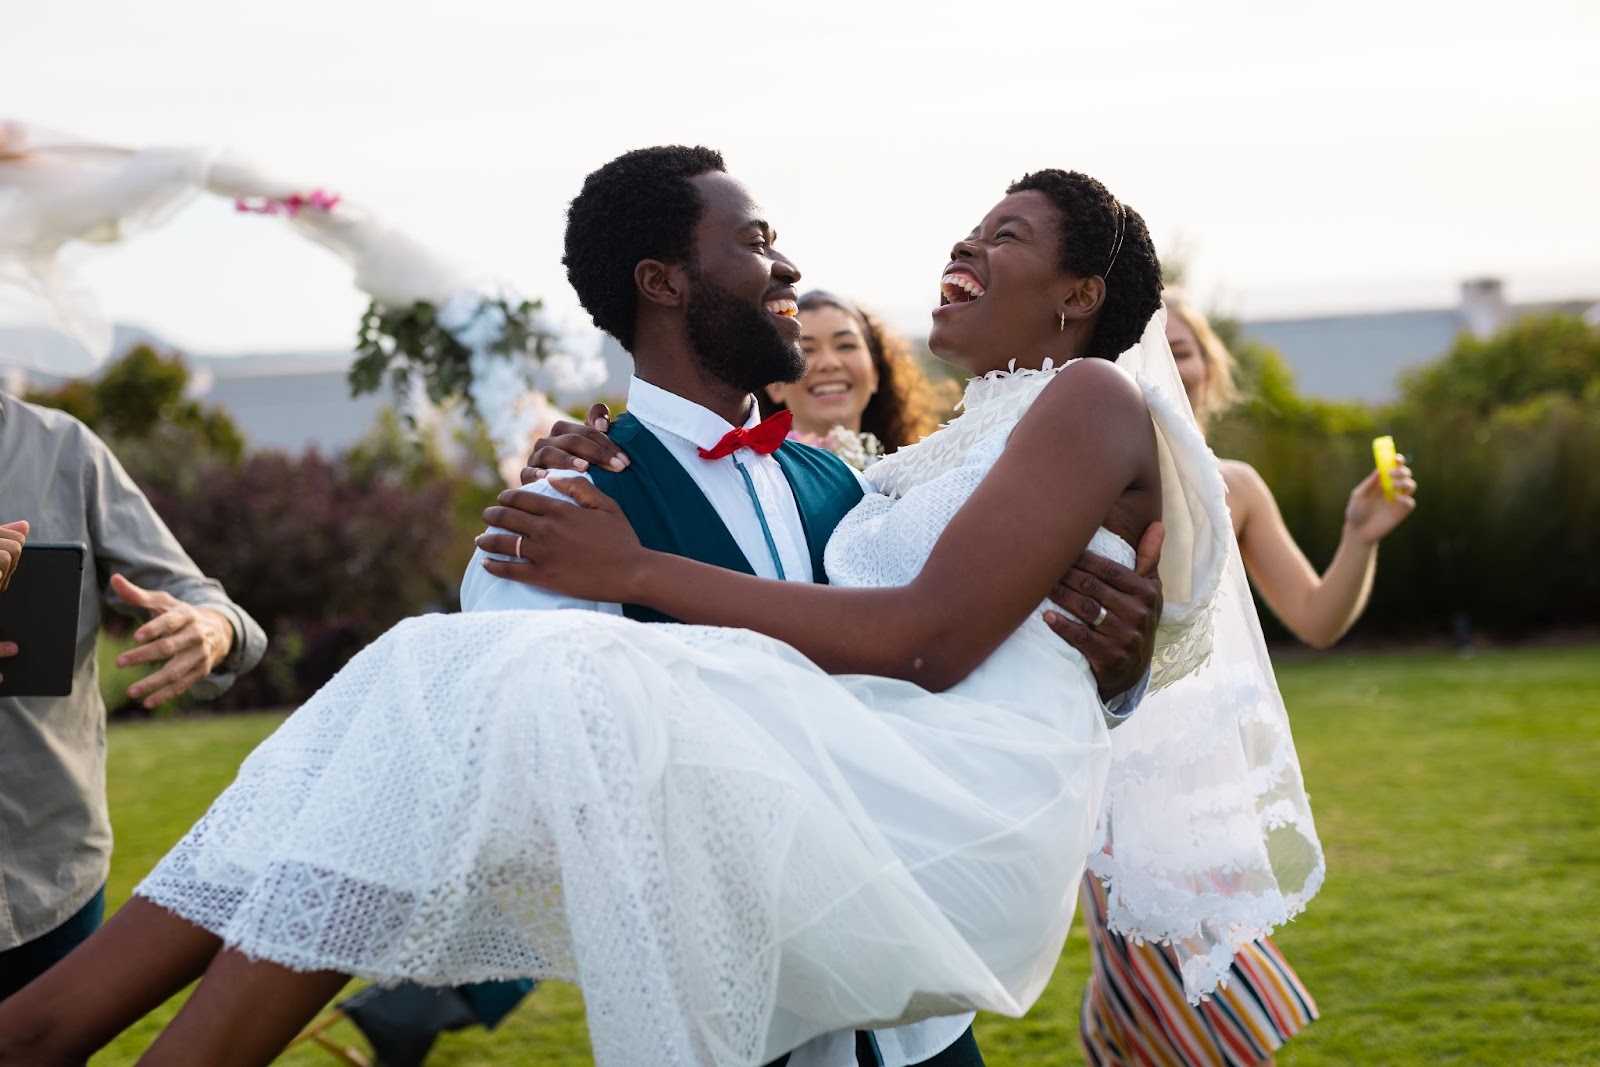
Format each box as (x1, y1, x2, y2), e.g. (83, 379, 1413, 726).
(460, 375, 975, 1067)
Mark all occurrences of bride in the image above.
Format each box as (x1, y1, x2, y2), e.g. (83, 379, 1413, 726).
(0, 167, 1232, 1067)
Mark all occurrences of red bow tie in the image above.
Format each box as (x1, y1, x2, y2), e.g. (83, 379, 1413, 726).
(698, 408, 793, 460)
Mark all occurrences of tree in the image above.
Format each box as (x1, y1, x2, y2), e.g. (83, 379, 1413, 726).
(27, 345, 246, 492)
(1399, 313, 1600, 419)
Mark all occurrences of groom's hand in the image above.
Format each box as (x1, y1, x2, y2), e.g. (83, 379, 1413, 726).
(520, 403, 630, 484)
(1043, 522, 1164, 702)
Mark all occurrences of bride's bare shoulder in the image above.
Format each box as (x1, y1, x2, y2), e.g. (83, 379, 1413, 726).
(1026, 357, 1149, 427)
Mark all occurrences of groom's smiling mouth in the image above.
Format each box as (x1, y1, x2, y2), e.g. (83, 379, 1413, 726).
(763, 290, 802, 335)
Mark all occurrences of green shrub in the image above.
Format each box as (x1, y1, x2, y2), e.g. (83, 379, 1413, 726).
(1206, 312, 1600, 643)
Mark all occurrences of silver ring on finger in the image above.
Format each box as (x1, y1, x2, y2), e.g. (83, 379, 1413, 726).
(1088, 603, 1108, 630)
(514, 536, 524, 560)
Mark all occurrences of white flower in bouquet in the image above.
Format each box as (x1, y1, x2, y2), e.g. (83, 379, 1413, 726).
(789, 424, 883, 471)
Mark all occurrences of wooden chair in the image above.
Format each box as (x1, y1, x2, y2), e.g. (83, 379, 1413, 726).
(286, 1004, 372, 1066)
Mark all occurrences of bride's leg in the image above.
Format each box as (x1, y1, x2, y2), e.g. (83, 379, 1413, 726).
(136, 948, 348, 1067)
(0, 898, 221, 1065)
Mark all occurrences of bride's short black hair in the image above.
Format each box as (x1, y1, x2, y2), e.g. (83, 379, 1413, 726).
(563, 146, 726, 349)
(1006, 170, 1162, 361)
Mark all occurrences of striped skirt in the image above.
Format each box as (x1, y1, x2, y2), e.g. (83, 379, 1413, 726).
(1077, 876, 1318, 1067)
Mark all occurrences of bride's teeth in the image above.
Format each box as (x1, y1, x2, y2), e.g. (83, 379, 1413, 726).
(765, 298, 799, 317)
(938, 272, 984, 303)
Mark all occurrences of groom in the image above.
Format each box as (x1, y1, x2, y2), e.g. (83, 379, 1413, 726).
(464, 146, 1161, 1067)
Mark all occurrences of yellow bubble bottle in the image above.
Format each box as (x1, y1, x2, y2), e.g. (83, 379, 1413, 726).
(1372, 435, 1399, 501)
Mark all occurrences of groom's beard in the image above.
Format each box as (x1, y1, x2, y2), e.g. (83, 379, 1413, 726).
(684, 275, 806, 396)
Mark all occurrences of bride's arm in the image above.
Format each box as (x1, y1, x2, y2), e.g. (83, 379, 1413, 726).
(482, 360, 1158, 692)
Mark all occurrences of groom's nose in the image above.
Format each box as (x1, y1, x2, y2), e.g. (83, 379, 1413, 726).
(771, 249, 801, 286)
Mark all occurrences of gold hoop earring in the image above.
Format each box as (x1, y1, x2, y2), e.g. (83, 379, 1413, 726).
(1057, 312, 1066, 332)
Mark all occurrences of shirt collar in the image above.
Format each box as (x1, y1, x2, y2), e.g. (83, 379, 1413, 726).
(625, 375, 761, 452)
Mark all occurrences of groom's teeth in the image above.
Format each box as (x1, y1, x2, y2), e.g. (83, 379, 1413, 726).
(765, 298, 799, 317)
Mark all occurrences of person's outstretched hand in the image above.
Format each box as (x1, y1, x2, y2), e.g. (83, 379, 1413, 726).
(1043, 520, 1164, 703)
(0, 520, 28, 593)
(520, 403, 630, 484)
(1346, 454, 1418, 545)
(110, 574, 235, 708)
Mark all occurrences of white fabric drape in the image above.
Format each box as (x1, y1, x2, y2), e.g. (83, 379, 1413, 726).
(0, 120, 475, 373)
(1095, 306, 1325, 1000)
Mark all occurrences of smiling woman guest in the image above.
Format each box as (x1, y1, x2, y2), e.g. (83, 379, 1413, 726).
(759, 291, 954, 456)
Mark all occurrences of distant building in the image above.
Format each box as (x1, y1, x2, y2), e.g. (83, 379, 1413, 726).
(1239, 279, 1599, 404)
(2, 327, 383, 455)
(192, 354, 385, 454)
(6, 278, 1597, 449)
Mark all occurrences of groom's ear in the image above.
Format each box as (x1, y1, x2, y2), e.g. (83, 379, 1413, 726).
(635, 258, 688, 310)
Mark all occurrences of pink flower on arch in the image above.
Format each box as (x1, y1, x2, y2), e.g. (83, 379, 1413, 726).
(233, 187, 343, 217)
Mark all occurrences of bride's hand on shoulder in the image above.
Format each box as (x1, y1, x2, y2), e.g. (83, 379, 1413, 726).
(519, 403, 631, 484)
(477, 478, 650, 603)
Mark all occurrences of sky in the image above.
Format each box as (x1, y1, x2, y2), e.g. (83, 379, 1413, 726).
(4, 0, 1599, 356)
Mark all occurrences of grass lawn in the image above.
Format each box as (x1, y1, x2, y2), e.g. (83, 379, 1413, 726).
(93, 647, 1600, 1065)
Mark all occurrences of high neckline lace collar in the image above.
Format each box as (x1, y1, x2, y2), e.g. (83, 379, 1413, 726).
(958, 358, 1071, 413)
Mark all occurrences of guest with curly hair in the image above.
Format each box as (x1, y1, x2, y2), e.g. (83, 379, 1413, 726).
(758, 291, 956, 456)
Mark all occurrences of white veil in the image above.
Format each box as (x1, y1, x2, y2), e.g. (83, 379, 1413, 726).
(1103, 306, 1325, 1000)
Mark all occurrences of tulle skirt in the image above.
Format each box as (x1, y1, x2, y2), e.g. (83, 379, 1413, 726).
(137, 608, 1111, 1067)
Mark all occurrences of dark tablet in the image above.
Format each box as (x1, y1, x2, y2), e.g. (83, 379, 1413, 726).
(0, 542, 88, 698)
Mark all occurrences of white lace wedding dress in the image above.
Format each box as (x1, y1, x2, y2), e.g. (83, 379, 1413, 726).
(136, 345, 1230, 1067)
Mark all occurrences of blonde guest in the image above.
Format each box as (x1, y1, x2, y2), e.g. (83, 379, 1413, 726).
(1077, 288, 1418, 1067)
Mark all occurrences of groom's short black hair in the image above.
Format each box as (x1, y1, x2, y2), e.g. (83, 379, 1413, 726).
(1007, 169, 1162, 361)
(563, 146, 727, 349)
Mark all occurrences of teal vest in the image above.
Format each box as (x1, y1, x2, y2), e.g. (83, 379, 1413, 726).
(589, 412, 865, 624)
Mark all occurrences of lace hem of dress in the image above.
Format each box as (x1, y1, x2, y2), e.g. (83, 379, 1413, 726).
(1089, 860, 1325, 1002)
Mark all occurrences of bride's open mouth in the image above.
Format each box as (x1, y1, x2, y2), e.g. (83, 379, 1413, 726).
(934, 269, 985, 316)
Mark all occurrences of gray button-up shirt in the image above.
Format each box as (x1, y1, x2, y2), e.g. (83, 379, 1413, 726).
(0, 392, 266, 949)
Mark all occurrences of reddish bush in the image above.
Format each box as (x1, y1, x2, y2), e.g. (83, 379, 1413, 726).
(141, 450, 479, 709)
